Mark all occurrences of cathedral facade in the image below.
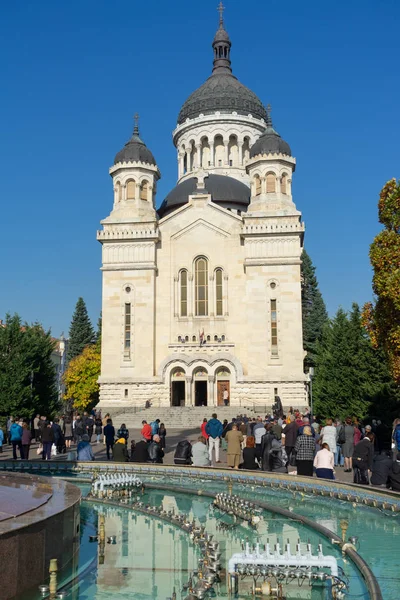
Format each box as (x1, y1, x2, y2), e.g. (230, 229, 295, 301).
(97, 9, 306, 411)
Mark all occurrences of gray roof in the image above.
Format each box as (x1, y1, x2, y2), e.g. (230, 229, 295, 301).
(250, 126, 291, 158)
(114, 128, 157, 166)
(177, 21, 266, 125)
(158, 174, 250, 217)
(178, 73, 267, 125)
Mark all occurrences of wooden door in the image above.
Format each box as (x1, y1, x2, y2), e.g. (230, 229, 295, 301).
(217, 381, 230, 406)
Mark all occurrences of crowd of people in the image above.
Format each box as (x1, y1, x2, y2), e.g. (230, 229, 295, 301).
(2, 408, 400, 490)
(185, 410, 400, 489)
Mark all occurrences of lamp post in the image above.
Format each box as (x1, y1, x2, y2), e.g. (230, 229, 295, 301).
(309, 367, 314, 419)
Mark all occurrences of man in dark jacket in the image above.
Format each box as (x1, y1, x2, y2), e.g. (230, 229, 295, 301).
(148, 435, 164, 463)
(103, 419, 115, 460)
(283, 416, 298, 462)
(174, 440, 192, 465)
(205, 413, 223, 463)
(371, 452, 392, 487)
(352, 433, 374, 484)
(74, 417, 86, 442)
(388, 453, 400, 491)
(51, 418, 63, 454)
(130, 439, 149, 462)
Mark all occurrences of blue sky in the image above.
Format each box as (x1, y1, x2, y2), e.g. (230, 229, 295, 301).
(1, 0, 399, 335)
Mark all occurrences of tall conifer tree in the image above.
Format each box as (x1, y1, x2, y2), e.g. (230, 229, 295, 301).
(0, 314, 58, 418)
(67, 297, 95, 361)
(301, 249, 328, 369)
(313, 304, 395, 419)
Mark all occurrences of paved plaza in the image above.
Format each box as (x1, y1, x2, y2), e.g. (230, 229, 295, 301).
(0, 427, 356, 484)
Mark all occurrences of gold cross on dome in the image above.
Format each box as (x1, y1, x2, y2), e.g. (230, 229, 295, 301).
(218, 1, 225, 26)
(134, 113, 139, 127)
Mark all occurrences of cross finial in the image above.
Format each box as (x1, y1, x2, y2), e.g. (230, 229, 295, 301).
(266, 104, 272, 127)
(218, 1, 225, 27)
(133, 113, 139, 135)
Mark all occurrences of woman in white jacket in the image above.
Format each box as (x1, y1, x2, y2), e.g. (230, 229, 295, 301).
(314, 443, 335, 479)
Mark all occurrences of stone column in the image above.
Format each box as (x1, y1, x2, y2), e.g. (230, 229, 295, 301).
(208, 376, 215, 406)
(238, 141, 243, 166)
(196, 143, 202, 168)
(185, 377, 193, 407)
(135, 183, 140, 201)
(186, 149, 192, 173)
(261, 177, 267, 195)
(224, 139, 229, 165)
(178, 153, 184, 178)
(209, 142, 215, 167)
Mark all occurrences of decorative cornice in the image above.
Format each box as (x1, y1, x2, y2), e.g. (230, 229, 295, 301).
(97, 228, 159, 242)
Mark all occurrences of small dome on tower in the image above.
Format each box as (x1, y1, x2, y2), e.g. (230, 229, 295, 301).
(114, 115, 157, 166)
(250, 106, 291, 158)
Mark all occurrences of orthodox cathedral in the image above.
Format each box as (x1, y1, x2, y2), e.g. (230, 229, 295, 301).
(97, 6, 306, 411)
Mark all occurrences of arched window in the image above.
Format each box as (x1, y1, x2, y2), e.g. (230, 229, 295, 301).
(281, 174, 287, 195)
(255, 176, 261, 196)
(215, 268, 223, 316)
(140, 180, 148, 201)
(180, 270, 188, 317)
(266, 174, 276, 193)
(195, 257, 208, 316)
(126, 180, 136, 199)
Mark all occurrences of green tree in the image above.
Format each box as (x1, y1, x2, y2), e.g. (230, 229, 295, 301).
(63, 345, 101, 411)
(301, 249, 328, 369)
(313, 304, 394, 420)
(0, 314, 58, 418)
(67, 297, 95, 361)
(362, 178, 400, 383)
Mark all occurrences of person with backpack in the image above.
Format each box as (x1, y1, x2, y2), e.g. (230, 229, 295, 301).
(10, 419, 23, 459)
(150, 419, 160, 436)
(117, 423, 129, 441)
(174, 439, 192, 465)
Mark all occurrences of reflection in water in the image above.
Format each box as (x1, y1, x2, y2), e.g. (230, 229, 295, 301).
(72, 491, 368, 600)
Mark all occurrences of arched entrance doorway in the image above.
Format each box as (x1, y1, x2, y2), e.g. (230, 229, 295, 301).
(216, 367, 231, 406)
(171, 368, 186, 407)
(193, 367, 208, 406)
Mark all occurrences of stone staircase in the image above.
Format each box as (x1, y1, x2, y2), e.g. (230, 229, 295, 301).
(106, 406, 262, 429)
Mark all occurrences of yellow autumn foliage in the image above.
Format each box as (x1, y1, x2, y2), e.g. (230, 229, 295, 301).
(63, 345, 101, 410)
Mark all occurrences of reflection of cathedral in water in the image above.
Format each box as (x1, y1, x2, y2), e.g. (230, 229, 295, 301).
(93, 494, 319, 599)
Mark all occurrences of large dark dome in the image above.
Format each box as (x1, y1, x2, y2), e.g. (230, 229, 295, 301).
(178, 72, 267, 125)
(158, 174, 250, 218)
(177, 17, 266, 125)
(114, 127, 156, 166)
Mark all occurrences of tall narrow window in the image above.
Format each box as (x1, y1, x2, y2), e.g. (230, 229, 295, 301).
(215, 269, 223, 316)
(267, 174, 276, 193)
(180, 270, 188, 317)
(271, 299, 278, 356)
(195, 258, 208, 316)
(126, 180, 135, 199)
(124, 303, 131, 352)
